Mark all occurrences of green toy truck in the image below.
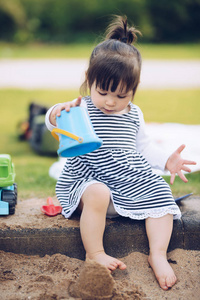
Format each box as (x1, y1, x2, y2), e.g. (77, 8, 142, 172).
(0, 154, 17, 215)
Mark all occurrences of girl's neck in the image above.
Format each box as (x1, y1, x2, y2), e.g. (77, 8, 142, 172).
(114, 105, 130, 115)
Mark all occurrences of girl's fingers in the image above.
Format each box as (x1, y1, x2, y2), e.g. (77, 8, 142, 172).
(65, 103, 72, 112)
(51, 111, 57, 120)
(56, 109, 62, 116)
(65, 96, 82, 111)
(182, 166, 191, 173)
(54, 96, 82, 116)
(176, 144, 185, 154)
(75, 95, 82, 106)
(169, 144, 196, 184)
(183, 160, 196, 165)
(55, 104, 67, 116)
(177, 171, 188, 183)
(170, 173, 175, 185)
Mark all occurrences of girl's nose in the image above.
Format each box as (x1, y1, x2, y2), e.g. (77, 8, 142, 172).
(105, 97, 115, 107)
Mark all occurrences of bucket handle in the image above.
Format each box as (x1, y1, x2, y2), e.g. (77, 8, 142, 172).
(51, 128, 83, 143)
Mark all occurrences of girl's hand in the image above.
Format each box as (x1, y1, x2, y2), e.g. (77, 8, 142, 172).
(165, 144, 196, 185)
(50, 96, 82, 125)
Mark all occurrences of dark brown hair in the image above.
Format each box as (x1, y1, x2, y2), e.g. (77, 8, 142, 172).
(80, 15, 142, 99)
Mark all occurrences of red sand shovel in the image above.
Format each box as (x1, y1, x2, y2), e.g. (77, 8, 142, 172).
(41, 197, 62, 216)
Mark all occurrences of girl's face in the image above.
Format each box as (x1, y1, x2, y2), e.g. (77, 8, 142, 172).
(90, 82, 133, 115)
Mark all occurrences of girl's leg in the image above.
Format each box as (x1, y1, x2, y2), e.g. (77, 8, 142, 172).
(79, 183, 126, 272)
(145, 214, 177, 290)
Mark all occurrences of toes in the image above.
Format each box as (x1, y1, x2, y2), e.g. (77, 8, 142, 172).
(109, 260, 126, 271)
(109, 262, 118, 271)
(118, 262, 127, 270)
(158, 275, 177, 290)
(166, 278, 172, 288)
(108, 265, 116, 272)
(158, 279, 169, 291)
(115, 259, 127, 270)
(158, 278, 169, 290)
(166, 275, 177, 288)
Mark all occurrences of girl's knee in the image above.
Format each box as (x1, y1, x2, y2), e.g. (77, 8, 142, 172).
(81, 183, 110, 209)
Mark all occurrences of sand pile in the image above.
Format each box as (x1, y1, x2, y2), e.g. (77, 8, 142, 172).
(69, 259, 115, 299)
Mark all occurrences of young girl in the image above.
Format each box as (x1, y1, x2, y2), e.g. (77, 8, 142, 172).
(45, 16, 196, 290)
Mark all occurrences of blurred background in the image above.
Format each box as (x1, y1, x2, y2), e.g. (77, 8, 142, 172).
(0, 0, 199, 200)
(0, 0, 200, 44)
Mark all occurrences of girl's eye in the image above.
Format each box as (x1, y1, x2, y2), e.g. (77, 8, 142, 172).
(118, 95, 127, 99)
(98, 91, 107, 96)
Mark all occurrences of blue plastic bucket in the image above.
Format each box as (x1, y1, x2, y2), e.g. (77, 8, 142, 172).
(51, 107, 102, 157)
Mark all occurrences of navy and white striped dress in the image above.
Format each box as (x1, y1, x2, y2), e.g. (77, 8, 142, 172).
(55, 96, 181, 220)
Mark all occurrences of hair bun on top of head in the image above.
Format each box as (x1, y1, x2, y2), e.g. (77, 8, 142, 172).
(105, 15, 141, 45)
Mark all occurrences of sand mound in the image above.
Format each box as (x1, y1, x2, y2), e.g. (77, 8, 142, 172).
(69, 259, 114, 299)
(69, 259, 146, 300)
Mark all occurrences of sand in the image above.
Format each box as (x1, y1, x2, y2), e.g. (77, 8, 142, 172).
(0, 198, 200, 299)
(0, 249, 199, 299)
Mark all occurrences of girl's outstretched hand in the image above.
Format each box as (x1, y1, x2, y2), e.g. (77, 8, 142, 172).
(165, 144, 196, 185)
(50, 96, 82, 125)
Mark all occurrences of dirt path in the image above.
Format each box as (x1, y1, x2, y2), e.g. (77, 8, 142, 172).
(0, 59, 199, 89)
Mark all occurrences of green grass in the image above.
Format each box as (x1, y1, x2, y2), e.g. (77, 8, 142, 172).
(164, 172, 200, 196)
(0, 43, 95, 59)
(0, 88, 199, 200)
(0, 42, 200, 60)
(138, 43, 200, 60)
(0, 89, 79, 199)
(135, 89, 200, 124)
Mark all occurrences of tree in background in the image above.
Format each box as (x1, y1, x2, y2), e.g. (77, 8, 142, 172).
(0, 0, 28, 43)
(0, 0, 199, 44)
(147, 0, 200, 42)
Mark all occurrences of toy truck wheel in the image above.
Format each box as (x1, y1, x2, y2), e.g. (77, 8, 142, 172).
(9, 206, 15, 215)
(13, 183, 18, 204)
(2, 190, 16, 215)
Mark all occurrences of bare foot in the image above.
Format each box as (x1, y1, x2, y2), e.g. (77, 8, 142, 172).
(86, 251, 127, 272)
(148, 253, 177, 290)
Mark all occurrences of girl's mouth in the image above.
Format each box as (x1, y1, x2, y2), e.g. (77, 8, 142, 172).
(102, 108, 115, 114)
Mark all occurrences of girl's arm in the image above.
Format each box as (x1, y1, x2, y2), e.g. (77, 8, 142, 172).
(136, 106, 196, 183)
(136, 106, 169, 171)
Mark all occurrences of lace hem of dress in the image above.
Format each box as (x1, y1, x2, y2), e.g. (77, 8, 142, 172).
(114, 205, 181, 220)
